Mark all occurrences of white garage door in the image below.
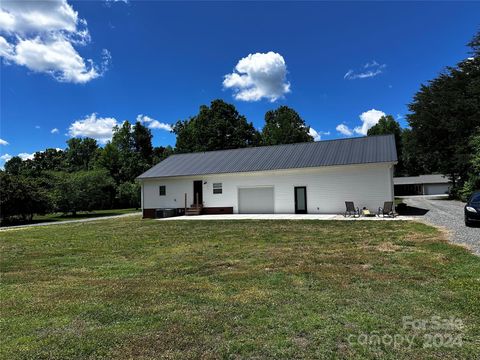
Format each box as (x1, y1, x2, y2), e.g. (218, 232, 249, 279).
(238, 187, 274, 214)
(424, 183, 449, 195)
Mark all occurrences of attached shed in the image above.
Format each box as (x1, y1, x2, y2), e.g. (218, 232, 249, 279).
(394, 174, 451, 196)
(137, 135, 397, 217)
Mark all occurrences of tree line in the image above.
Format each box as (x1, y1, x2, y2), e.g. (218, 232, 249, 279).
(0, 122, 174, 223)
(0, 104, 314, 224)
(1, 31, 478, 223)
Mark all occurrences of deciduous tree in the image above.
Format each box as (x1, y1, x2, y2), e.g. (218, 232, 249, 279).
(64, 138, 99, 171)
(0, 172, 52, 223)
(367, 115, 404, 175)
(261, 106, 313, 145)
(52, 170, 115, 215)
(173, 99, 260, 153)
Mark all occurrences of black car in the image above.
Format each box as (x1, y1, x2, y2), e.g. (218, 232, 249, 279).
(465, 191, 480, 226)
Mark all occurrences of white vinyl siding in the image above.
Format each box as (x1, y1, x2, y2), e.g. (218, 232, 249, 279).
(141, 163, 394, 214)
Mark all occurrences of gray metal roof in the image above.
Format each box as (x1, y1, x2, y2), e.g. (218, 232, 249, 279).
(138, 134, 397, 179)
(394, 174, 450, 185)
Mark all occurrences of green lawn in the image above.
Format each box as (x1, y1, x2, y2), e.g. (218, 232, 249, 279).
(1, 217, 479, 359)
(1, 208, 140, 228)
(30, 208, 140, 223)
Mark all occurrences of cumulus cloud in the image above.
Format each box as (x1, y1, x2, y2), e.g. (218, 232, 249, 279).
(0, 153, 12, 162)
(68, 113, 119, 143)
(0, 138, 8, 145)
(309, 128, 321, 141)
(344, 60, 386, 80)
(308, 128, 329, 142)
(51, 128, 59, 134)
(0, 0, 109, 83)
(336, 124, 353, 136)
(223, 51, 290, 102)
(1, 149, 67, 165)
(18, 152, 34, 160)
(136, 114, 172, 131)
(0, 1, 78, 34)
(354, 109, 386, 135)
(335, 109, 386, 137)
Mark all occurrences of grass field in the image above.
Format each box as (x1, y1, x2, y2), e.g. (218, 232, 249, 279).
(33, 208, 140, 222)
(1, 217, 479, 359)
(1, 208, 140, 227)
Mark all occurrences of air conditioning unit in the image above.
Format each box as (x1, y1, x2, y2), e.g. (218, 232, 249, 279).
(155, 208, 177, 218)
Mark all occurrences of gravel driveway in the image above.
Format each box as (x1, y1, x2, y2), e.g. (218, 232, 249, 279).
(403, 197, 480, 255)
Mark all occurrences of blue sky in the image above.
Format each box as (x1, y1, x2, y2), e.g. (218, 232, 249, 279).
(1, 1, 479, 165)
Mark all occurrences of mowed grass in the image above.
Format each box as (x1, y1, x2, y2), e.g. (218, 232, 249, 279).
(2, 208, 141, 228)
(32, 208, 140, 223)
(1, 217, 479, 359)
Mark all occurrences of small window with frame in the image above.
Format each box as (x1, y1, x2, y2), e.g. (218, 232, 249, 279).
(159, 185, 166, 196)
(213, 183, 222, 194)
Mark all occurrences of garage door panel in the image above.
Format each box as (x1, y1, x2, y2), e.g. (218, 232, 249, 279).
(238, 187, 274, 214)
(424, 184, 449, 195)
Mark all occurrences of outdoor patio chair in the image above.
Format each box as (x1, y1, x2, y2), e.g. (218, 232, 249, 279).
(344, 201, 360, 217)
(378, 201, 395, 218)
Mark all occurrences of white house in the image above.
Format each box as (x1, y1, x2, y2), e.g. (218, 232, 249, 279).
(137, 135, 397, 217)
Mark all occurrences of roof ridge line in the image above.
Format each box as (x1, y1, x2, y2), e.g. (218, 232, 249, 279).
(170, 134, 394, 157)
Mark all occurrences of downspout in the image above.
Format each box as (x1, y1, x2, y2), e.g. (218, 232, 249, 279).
(391, 163, 396, 203)
(141, 181, 144, 217)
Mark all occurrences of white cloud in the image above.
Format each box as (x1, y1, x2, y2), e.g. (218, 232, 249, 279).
(18, 152, 34, 160)
(336, 124, 353, 136)
(223, 51, 290, 102)
(136, 114, 172, 131)
(0, 0, 109, 83)
(51, 128, 59, 134)
(309, 128, 321, 141)
(0, 138, 8, 145)
(344, 60, 386, 80)
(354, 109, 386, 135)
(308, 128, 329, 142)
(68, 113, 119, 143)
(0, 0, 78, 34)
(148, 121, 173, 131)
(35, 125, 41, 129)
(0, 153, 12, 162)
(1, 149, 65, 165)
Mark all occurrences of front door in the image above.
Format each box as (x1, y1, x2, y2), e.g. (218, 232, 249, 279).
(294, 187, 307, 214)
(193, 180, 203, 205)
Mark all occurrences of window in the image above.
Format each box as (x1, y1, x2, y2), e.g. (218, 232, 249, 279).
(213, 183, 222, 194)
(159, 185, 166, 196)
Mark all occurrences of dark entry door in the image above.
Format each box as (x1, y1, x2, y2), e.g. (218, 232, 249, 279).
(294, 187, 307, 214)
(193, 180, 203, 205)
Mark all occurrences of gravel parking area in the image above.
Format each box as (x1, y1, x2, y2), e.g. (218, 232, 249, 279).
(404, 197, 480, 255)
